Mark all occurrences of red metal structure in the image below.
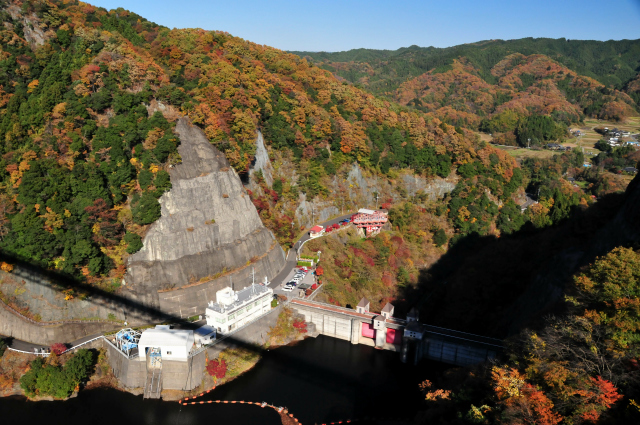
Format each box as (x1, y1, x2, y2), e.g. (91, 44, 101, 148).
(351, 209, 388, 237)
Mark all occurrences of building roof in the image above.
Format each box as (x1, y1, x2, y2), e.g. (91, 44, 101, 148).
(207, 283, 272, 314)
(374, 314, 386, 323)
(381, 303, 394, 313)
(358, 208, 376, 215)
(194, 325, 216, 337)
(310, 225, 324, 233)
(357, 297, 369, 308)
(138, 329, 194, 348)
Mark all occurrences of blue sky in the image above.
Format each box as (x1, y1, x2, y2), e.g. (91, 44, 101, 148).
(88, 0, 640, 52)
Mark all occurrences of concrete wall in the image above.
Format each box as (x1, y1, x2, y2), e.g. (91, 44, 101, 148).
(105, 338, 205, 391)
(0, 303, 120, 345)
(416, 336, 499, 367)
(292, 304, 361, 343)
(162, 351, 205, 391)
(0, 265, 127, 322)
(158, 243, 284, 319)
(105, 339, 146, 389)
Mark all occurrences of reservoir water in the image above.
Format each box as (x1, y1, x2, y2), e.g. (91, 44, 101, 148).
(1, 336, 448, 424)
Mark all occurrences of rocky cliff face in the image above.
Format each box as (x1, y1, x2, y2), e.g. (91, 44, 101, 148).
(248, 131, 274, 188)
(125, 118, 285, 318)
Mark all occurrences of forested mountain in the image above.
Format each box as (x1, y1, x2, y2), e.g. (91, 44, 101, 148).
(2, 1, 640, 421)
(0, 0, 519, 289)
(294, 39, 640, 144)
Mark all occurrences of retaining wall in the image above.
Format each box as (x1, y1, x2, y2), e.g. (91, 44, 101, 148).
(104, 340, 146, 389)
(158, 244, 285, 319)
(162, 352, 206, 391)
(0, 304, 120, 345)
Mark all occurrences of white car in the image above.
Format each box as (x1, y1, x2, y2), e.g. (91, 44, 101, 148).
(282, 285, 294, 292)
(292, 276, 303, 282)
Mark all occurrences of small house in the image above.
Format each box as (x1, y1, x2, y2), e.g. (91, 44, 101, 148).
(381, 302, 394, 319)
(309, 225, 325, 238)
(356, 297, 370, 314)
(624, 167, 638, 174)
(373, 315, 386, 330)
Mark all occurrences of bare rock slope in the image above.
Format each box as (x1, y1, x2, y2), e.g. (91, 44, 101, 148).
(125, 118, 285, 318)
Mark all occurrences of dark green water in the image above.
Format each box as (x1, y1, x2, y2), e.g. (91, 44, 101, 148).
(1, 336, 447, 424)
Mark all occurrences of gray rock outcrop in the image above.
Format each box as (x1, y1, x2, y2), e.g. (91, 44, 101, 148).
(248, 131, 274, 188)
(125, 118, 285, 318)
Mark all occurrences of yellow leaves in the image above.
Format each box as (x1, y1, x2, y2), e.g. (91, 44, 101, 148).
(293, 107, 306, 127)
(0, 262, 13, 273)
(74, 82, 90, 97)
(458, 206, 470, 222)
(231, 108, 257, 145)
(492, 366, 525, 400)
(34, 204, 40, 213)
(100, 239, 128, 267)
(64, 209, 71, 218)
(63, 288, 74, 301)
(27, 79, 39, 93)
(51, 102, 66, 120)
(52, 257, 65, 270)
(41, 207, 64, 233)
(129, 157, 138, 166)
(92, 222, 101, 234)
(149, 164, 160, 174)
(143, 128, 164, 150)
(278, 110, 291, 124)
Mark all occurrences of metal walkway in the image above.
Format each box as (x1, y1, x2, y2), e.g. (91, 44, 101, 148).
(143, 367, 162, 399)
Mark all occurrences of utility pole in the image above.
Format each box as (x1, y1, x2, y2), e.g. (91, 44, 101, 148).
(527, 138, 531, 149)
(375, 192, 379, 209)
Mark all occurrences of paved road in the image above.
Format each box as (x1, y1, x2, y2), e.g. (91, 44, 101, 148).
(270, 212, 356, 296)
(2, 211, 358, 350)
(4, 331, 107, 354)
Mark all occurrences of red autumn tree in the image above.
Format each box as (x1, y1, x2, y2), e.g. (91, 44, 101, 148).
(206, 359, 227, 379)
(50, 343, 67, 355)
(293, 318, 307, 333)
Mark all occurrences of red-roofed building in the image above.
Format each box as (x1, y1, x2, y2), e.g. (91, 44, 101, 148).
(309, 225, 325, 238)
(352, 209, 388, 237)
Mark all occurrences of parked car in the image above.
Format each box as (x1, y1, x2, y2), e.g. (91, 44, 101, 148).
(292, 277, 303, 283)
(287, 280, 298, 286)
(282, 285, 293, 292)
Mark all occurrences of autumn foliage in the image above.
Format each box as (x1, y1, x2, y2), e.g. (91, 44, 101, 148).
(205, 358, 227, 380)
(49, 343, 67, 356)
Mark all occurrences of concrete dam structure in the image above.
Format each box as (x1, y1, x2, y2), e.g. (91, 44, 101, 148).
(290, 298, 502, 367)
(125, 117, 286, 319)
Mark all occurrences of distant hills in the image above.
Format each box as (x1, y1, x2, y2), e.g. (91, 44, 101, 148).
(293, 38, 640, 140)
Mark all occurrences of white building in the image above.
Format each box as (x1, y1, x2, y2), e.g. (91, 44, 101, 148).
(205, 284, 273, 334)
(194, 325, 217, 346)
(138, 328, 195, 362)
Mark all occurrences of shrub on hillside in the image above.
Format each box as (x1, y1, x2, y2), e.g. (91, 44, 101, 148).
(20, 349, 94, 399)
